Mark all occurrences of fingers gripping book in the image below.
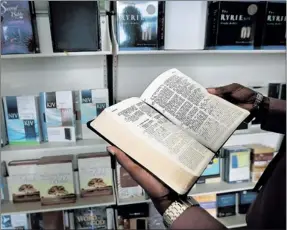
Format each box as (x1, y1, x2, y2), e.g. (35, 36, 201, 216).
(87, 69, 249, 194)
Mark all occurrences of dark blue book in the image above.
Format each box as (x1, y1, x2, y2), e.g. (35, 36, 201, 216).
(1, 1, 39, 54)
(116, 1, 164, 50)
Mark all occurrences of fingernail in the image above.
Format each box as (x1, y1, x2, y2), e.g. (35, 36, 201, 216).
(106, 146, 115, 155)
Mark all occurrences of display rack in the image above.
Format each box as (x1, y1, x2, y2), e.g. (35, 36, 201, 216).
(2, 195, 116, 215)
(1, 1, 286, 229)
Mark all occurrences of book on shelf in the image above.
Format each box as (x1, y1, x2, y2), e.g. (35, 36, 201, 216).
(238, 190, 257, 214)
(117, 203, 149, 229)
(205, 1, 259, 49)
(216, 192, 236, 217)
(256, 1, 286, 49)
(1, 214, 29, 230)
(222, 146, 251, 184)
(116, 1, 165, 50)
(196, 157, 221, 184)
(193, 194, 217, 217)
(1, 0, 40, 55)
(49, 1, 101, 52)
(88, 68, 250, 194)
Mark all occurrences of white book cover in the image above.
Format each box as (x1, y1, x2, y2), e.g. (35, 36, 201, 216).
(164, 1, 207, 50)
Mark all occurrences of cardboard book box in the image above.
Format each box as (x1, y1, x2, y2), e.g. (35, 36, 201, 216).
(7, 159, 40, 203)
(37, 155, 76, 205)
(78, 153, 113, 197)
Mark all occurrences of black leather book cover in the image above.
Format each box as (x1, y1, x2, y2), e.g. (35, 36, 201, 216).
(49, 1, 101, 52)
(206, 1, 259, 48)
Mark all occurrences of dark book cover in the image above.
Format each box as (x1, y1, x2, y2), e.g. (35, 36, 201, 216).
(238, 190, 257, 214)
(74, 207, 107, 229)
(49, 1, 101, 52)
(1, 1, 39, 54)
(206, 1, 259, 49)
(116, 1, 160, 50)
(217, 192, 236, 217)
(280, 84, 286, 100)
(261, 2, 286, 48)
(268, 83, 281, 98)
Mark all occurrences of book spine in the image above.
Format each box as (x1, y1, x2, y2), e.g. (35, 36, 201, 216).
(29, 1, 40, 53)
(96, 1, 102, 50)
(157, 1, 165, 49)
(268, 83, 281, 98)
(205, 1, 219, 48)
(254, 1, 267, 48)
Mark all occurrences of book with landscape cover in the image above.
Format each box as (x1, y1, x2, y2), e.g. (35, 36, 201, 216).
(87, 69, 249, 194)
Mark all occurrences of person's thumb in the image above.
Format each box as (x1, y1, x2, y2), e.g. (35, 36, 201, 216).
(207, 83, 241, 96)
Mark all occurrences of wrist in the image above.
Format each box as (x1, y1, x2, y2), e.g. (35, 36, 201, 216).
(151, 193, 178, 215)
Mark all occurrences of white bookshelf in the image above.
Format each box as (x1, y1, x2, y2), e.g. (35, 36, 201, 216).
(117, 49, 285, 55)
(217, 214, 247, 228)
(2, 195, 116, 215)
(1, 139, 108, 163)
(189, 181, 255, 196)
(1, 51, 112, 59)
(117, 197, 151, 206)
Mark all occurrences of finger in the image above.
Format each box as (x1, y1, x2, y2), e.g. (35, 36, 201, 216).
(107, 146, 142, 174)
(208, 83, 241, 96)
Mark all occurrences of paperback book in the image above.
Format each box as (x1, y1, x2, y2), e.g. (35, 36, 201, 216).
(88, 68, 250, 194)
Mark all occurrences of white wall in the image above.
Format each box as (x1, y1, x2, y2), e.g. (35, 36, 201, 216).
(116, 53, 285, 100)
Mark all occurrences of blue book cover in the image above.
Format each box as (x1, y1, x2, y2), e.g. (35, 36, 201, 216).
(1, 1, 38, 54)
(117, 1, 160, 50)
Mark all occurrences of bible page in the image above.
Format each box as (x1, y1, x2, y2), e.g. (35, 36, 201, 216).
(140, 69, 250, 152)
(92, 97, 214, 180)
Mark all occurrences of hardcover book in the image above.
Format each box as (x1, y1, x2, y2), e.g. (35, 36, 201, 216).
(116, 1, 164, 50)
(49, 1, 101, 52)
(88, 68, 250, 194)
(3, 96, 41, 145)
(205, 1, 259, 49)
(1, 0, 39, 54)
(117, 203, 149, 229)
(238, 190, 257, 214)
(197, 157, 221, 184)
(78, 153, 113, 197)
(260, 1, 286, 49)
(39, 91, 76, 142)
(37, 155, 76, 205)
(216, 192, 236, 217)
(74, 207, 108, 229)
(7, 159, 40, 203)
(222, 146, 251, 183)
(75, 89, 109, 139)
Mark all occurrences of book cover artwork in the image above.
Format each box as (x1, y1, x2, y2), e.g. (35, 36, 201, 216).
(207, 2, 259, 49)
(117, 1, 159, 50)
(1, 1, 36, 54)
(262, 2, 286, 48)
(74, 207, 107, 230)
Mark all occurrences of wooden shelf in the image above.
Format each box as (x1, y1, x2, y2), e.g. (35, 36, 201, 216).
(117, 196, 151, 206)
(2, 195, 116, 215)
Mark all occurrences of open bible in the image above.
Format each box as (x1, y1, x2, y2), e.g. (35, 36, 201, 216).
(87, 69, 250, 194)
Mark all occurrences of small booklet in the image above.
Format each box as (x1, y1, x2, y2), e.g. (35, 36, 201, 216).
(87, 69, 249, 194)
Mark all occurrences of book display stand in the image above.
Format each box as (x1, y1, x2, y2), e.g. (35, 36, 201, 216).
(1, 1, 285, 229)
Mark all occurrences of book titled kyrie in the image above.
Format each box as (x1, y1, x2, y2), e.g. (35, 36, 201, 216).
(116, 1, 165, 50)
(1, 0, 39, 54)
(205, 1, 259, 49)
